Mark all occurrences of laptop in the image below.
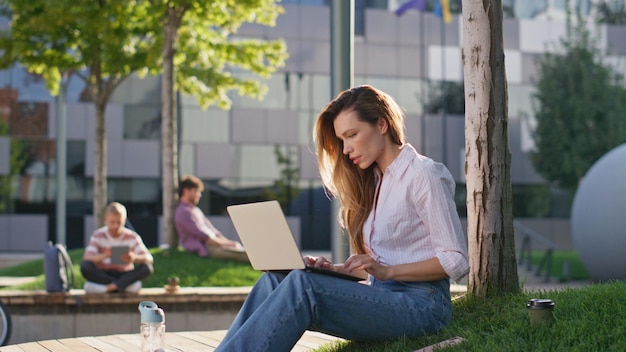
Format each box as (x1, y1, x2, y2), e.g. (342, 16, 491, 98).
(226, 200, 363, 282)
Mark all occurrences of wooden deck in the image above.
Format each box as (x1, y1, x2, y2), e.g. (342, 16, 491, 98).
(0, 330, 343, 351)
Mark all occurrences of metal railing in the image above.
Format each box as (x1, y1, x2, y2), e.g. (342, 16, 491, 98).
(515, 220, 555, 283)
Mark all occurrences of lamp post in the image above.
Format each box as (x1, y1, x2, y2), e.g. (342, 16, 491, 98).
(55, 73, 69, 245)
(330, 0, 353, 263)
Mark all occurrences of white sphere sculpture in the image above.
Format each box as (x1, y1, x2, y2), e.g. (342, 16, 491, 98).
(571, 143, 626, 282)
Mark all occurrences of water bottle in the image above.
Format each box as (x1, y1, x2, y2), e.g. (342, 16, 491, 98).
(138, 301, 165, 352)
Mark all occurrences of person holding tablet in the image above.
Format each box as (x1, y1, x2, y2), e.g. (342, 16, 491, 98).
(81, 202, 154, 293)
(216, 85, 469, 351)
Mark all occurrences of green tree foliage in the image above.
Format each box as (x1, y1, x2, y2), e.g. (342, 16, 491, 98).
(145, 0, 288, 248)
(262, 145, 300, 211)
(0, 117, 28, 212)
(0, 0, 158, 226)
(595, 0, 626, 25)
(145, 0, 288, 109)
(424, 80, 465, 115)
(531, 21, 626, 191)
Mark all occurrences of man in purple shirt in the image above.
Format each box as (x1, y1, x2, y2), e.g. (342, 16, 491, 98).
(174, 175, 248, 262)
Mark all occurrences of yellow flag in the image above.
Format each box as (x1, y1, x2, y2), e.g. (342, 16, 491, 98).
(441, 0, 452, 23)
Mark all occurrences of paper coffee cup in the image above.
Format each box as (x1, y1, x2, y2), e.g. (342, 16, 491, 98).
(526, 298, 555, 326)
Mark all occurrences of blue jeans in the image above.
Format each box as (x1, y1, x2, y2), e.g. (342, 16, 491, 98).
(79, 260, 152, 291)
(215, 270, 452, 352)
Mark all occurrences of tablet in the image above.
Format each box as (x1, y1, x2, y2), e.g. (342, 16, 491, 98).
(110, 245, 130, 265)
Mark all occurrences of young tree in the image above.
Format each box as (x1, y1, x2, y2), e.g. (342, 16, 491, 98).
(595, 0, 626, 25)
(531, 19, 626, 191)
(462, 0, 519, 296)
(146, 0, 288, 249)
(0, 0, 157, 226)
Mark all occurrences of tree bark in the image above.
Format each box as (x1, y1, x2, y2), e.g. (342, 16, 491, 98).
(94, 101, 107, 228)
(162, 5, 182, 250)
(462, 0, 519, 296)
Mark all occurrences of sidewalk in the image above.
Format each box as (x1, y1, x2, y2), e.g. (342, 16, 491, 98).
(453, 265, 591, 293)
(0, 276, 36, 287)
(0, 252, 41, 269)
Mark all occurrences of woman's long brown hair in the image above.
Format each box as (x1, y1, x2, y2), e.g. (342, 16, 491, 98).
(313, 85, 405, 254)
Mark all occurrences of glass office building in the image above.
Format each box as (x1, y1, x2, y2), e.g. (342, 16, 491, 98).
(1, 1, 625, 252)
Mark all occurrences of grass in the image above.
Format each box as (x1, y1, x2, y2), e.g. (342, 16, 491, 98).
(1, 249, 622, 351)
(0, 249, 589, 290)
(314, 280, 626, 352)
(0, 247, 262, 290)
(522, 250, 590, 282)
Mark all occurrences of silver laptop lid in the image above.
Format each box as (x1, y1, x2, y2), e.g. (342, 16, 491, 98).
(226, 200, 306, 271)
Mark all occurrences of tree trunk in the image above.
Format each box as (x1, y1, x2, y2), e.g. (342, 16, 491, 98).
(462, 0, 518, 296)
(94, 102, 107, 227)
(162, 6, 181, 250)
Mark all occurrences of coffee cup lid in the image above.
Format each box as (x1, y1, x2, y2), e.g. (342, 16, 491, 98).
(526, 298, 555, 309)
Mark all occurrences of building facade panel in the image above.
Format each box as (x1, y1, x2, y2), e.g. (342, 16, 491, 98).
(604, 55, 626, 78)
(123, 104, 161, 140)
(47, 103, 90, 140)
(365, 44, 399, 76)
(67, 104, 91, 140)
(85, 137, 124, 177)
(181, 107, 230, 143)
(0, 216, 8, 250)
(504, 50, 523, 84)
(231, 108, 267, 144)
(6, 215, 47, 251)
(283, 39, 304, 73)
(444, 115, 465, 181)
(423, 114, 445, 164)
(521, 53, 542, 84)
(509, 119, 544, 184)
(503, 18, 520, 50)
(427, 46, 462, 81)
(109, 74, 161, 106)
(393, 78, 426, 114)
(299, 40, 331, 74)
(519, 19, 566, 54)
(353, 42, 368, 76)
(299, 145, 319, 181)
(422, 13, 460, 47)
(236, 145, 281, 181)
(0, 136, 9, 174)
(195, 143, 232, 179)
(398, 45, 427, 78)
(395, 11, 427, 47)
(268, 4, 300, 39)
(299, 5, 330, 41)
(84, 104, 124, 141)
(365, 7, 398, 44)
(266, 110, 300, 144)
(121, 140, 160, 177)
(508, 84, 535, 119)
(607, 25, 626, 55)
(179, 143, 195, 177)
(404, 114, 422, 151)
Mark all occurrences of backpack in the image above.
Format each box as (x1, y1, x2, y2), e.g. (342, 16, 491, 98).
(44, 242, 75, 293)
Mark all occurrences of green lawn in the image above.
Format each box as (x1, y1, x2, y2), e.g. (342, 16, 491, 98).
(0, 247, 261, 290)
(0, 249, 590, 289)
(522, 250, 590, 282)
(315, 281, 626, 352)
(1, 248, 621, 351)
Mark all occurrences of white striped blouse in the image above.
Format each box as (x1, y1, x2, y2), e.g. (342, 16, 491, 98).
(363, 143, 470, 281)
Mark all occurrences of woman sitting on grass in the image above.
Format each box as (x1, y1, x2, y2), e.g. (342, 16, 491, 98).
(216, 85, 469, 351)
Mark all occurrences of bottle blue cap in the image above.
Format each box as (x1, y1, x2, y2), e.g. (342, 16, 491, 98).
(139, 301, 165, 323)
